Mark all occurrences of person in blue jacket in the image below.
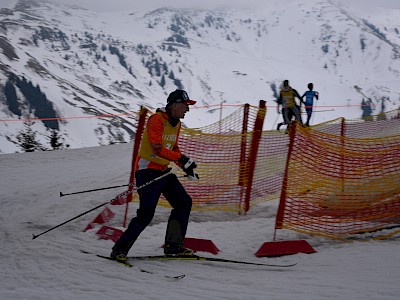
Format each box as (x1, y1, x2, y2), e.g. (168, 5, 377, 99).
(301, 83, 319, 126)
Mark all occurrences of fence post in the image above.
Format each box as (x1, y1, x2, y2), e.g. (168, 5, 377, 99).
(243, 100, 266, 213)
(238, 104, 250, 213)
(340, 117, 346, 193)
(274, 120, 297, 237)
(123, 106, 149, 227)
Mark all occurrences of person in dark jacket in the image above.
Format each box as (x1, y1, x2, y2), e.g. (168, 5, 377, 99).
(276, 80, 303, 133)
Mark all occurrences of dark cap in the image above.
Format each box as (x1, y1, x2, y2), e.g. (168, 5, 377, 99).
(167, 90, 196, 105)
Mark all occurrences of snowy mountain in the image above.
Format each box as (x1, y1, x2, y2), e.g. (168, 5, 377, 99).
(1, 0, 400, 153)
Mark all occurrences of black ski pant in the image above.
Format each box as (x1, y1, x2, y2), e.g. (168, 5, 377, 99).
(283, 105, 303, 125)
(112, 169, 192, 255)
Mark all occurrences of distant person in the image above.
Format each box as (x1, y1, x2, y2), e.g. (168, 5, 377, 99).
(301, 83, 319, 126)
(111, 90, 199, 263)
(277, 80, 303, 133)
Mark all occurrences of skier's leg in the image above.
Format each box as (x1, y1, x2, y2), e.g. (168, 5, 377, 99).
(306, 107, 312, 126)
(112, 170, 165, 255)
(292, 105, 303, 125)
(162, 174, 192, 251)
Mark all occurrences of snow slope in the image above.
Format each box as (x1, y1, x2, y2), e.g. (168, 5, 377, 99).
(1, 142, 400, 300)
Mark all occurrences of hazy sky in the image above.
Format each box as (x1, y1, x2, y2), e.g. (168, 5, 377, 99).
(0, 0, 269, 11)
(2, 0, 400, 12)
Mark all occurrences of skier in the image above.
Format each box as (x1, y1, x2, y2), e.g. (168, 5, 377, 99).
(301, 83, 319, 126)
(111, 90, 199, 263)
(277, 80, 303, 133)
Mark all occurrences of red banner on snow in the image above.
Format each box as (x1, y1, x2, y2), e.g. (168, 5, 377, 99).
(95, 226, 123, 243)
(83, 206, 115, 232)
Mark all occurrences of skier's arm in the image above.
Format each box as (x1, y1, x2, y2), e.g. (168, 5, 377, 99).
(293, 89, 302, 100)
(300, 92, 306, 104)
(276, 92, 284, 113)
(293, 89, 304, 105)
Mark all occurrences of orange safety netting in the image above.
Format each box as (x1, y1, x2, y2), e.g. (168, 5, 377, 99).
(276, 111, 400, 239)
(129, 102, 268, 213)
(126, 103, 400, 239)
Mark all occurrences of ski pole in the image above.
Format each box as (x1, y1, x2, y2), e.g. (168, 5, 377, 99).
(32, 170, 175, 240)
(60, 183, 132, 197)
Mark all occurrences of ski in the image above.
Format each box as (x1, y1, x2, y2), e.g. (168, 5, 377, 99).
(129, 254, 297, 268)
(80, 250, 185, 279)
(97, 254, 135, 268)
(97, 254, 185, 279)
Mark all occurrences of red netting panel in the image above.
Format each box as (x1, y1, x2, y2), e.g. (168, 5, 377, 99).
(279, 118, 400, 239)
(313, 109, 400, 138)
(176, 131, 251, 211)
(345, 118, 400, 138)
(174, 105, 260, 212)
(249, 131, 289, 206)
(192, 105, 257, 134)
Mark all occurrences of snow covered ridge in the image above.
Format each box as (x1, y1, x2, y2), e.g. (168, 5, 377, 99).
(0, 0, 400, 153)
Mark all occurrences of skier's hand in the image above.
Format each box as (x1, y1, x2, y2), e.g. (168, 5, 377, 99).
(185, 168, 199, 181)
(178, 155, 199, 181)
(178, 155, 197, 171)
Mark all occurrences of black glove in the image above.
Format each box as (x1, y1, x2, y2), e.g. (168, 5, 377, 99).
(178, 155, 199, 181)
(178, 155, 197, 171)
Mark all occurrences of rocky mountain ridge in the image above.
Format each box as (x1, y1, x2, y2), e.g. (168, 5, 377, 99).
(0, 0, 399, 153)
